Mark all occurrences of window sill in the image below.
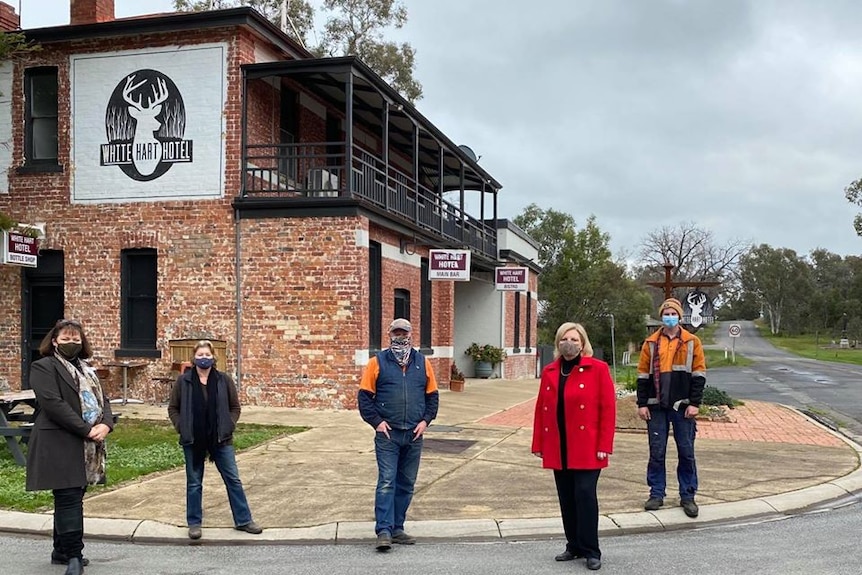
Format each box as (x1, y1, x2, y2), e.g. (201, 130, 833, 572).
(16, 163, 64, 175)
(114, 348, 162, 359)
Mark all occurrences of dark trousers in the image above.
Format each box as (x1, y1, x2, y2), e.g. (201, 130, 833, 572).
(53, 486, 86, 560)
(553, 469, 601, 560)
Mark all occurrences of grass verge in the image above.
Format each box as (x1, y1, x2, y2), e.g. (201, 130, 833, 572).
(0, 419, 305, 512)
(756, 324, 862, 366)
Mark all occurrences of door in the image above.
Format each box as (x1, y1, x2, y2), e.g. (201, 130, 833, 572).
(22, 250, 64, 389)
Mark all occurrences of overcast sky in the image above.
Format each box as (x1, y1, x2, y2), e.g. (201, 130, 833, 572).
(24, 0, 862, 259)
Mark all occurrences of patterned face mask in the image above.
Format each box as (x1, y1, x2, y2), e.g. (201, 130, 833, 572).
(389, 335, 412, 366)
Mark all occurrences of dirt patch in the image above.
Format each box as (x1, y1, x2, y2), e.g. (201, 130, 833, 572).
(615, 394, 646, 432)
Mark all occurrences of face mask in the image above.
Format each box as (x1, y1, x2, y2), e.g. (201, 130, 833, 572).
(389, 335, 412, 366)
(56, 342, 82, 360)
(662, 315, 679, 328)
(194, 357, 215, 369)
(559, 340, 581, 357)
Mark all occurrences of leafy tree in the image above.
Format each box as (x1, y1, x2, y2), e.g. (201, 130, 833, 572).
(173, 0, 421, 102)
(173, 1, 314, 44)
(513, 204, 651, 355)
(317, 0, 420, 102)
(738, 244, 812, 335)
(844, 177, 862, 237)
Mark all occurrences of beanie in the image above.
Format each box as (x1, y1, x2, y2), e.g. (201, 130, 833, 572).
(659, 298, 684, 317)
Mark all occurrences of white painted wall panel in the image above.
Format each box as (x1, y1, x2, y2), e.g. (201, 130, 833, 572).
(70, 44, 228, 203)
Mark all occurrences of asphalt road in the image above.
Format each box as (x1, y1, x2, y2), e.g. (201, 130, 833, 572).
(4, 500, 860, 574)
(709, 320, 862, 440)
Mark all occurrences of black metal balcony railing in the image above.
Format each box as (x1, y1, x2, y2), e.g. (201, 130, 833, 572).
(243, 141, 497, 258)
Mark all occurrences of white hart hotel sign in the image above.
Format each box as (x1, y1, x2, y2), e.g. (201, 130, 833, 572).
(71, 44, 227, 202)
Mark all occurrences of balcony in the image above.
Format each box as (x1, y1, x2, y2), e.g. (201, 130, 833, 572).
(239, 57, 502, 262)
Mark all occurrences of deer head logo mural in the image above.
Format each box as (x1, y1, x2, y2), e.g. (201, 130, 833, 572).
(684, 290, 715, 329)
(101, 69, 193, 181)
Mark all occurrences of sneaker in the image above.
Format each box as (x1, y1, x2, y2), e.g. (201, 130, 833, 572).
(235, 521, 264, 534)
(392, 531, 416, 545)
(644, 497, 664, 511)
(681, 499, 699, 518)
(188, 525, 202, 540)
(376, 531, 392, 551)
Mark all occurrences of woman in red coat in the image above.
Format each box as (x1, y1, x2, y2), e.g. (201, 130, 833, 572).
(532, 322, 616, 571)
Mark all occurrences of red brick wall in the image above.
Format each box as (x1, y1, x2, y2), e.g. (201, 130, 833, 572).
(236, 216, 366, 407)
(71, 0, 114, 26)
(0, 28, 250, 397)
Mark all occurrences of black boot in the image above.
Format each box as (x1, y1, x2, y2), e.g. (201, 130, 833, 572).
(64, 557, 84, 575)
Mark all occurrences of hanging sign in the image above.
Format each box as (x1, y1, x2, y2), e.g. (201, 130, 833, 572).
(428, 249, 471, 281)
(683, 290, 715, 329)
(1, 230, 38, 267)
(495, 267, 528, 291)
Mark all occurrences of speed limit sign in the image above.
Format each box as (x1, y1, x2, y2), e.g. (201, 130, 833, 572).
(728, 324, 741, 338)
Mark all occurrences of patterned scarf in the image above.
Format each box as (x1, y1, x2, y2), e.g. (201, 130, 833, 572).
(389, 335, 413, 366)
(55, 353, 107, 485)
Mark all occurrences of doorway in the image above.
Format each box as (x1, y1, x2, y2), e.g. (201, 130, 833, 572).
(22, 250, 64, 389)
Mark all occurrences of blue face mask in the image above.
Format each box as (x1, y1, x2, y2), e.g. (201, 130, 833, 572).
(662, 315, 679, 328)
(194, 357, 215, 369)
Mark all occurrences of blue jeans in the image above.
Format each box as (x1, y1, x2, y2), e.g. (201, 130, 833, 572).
(646, 406, 698, 500)
(374, 428, 423, 535)
(183, 444, 253, 527)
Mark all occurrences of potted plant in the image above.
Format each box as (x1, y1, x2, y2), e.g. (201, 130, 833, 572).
(449, 362, 465, 392)
(465, 342, 507, 379)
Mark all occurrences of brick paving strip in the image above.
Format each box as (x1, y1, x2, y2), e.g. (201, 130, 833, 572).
(477, 398, 846, 448)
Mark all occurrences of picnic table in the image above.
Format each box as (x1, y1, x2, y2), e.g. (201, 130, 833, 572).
(0, 390, 37, 466)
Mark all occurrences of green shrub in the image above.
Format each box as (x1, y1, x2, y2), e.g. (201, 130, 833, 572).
(701, 385, 739, 408)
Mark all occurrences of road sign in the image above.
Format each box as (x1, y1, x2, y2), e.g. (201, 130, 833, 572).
(728, 324, 741, 338)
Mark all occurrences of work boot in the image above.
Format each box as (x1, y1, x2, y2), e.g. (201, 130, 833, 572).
(188, 526, 202, 540)
(644, 497, 664, 511)
(375, 531, 392, 551)
(391, 530, 416, 545)
(234, 521, 263, 534)
(681, 499, 699, 518)
(64, 557, 84, 575)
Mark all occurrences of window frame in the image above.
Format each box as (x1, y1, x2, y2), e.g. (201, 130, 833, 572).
(22, 66, 61, 171)
(117, 248, 160, 358)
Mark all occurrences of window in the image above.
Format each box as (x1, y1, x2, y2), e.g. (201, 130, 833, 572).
(420, 258, 432, 350)
(525, 291, 532, 352)
(369, 241, 382, 350)
(24, 67, 59, 167)
(119, 249, 159, 356)
(513, 292, 521, 352)
(394, 289, 410, 322)
(279, 87, 297, 182)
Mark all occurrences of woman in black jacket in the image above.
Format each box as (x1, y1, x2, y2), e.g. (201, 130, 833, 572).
(26, 319, 114, 575)
(167, 340, 262, 540)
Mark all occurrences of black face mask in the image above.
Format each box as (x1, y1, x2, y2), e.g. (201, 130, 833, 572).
(56, 342, 82, 360)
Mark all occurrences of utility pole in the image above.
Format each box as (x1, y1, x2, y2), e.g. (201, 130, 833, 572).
(646, 263, 720, 300)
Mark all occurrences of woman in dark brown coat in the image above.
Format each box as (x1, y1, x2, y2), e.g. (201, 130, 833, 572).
(26, 319, 114, 575)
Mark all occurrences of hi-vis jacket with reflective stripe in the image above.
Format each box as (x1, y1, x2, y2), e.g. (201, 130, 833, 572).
(635, 327, 706, 409)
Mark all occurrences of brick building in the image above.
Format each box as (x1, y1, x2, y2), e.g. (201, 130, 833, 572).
(0, 0, 539, 407)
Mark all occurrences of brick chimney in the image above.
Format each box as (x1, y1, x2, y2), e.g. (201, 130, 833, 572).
(71, 0, 115, 25)
(0, 2, 19, 31)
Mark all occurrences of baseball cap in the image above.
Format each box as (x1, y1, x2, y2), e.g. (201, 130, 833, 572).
(388, 318, 412, 332)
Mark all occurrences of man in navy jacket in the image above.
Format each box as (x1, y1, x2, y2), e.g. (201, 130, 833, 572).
(359, 319, 439, 551)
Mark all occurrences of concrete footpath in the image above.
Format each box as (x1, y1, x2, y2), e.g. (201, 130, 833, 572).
(1, 378, 861, 545)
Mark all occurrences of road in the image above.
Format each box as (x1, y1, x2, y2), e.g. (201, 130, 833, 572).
(3, 500, 860, 574)
(709, 320, 862, 439)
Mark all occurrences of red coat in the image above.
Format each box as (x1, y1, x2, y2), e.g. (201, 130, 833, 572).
(531, 355, 616, 470)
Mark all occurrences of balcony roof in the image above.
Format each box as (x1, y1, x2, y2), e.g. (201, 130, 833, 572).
(243, 57, 502, 192)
